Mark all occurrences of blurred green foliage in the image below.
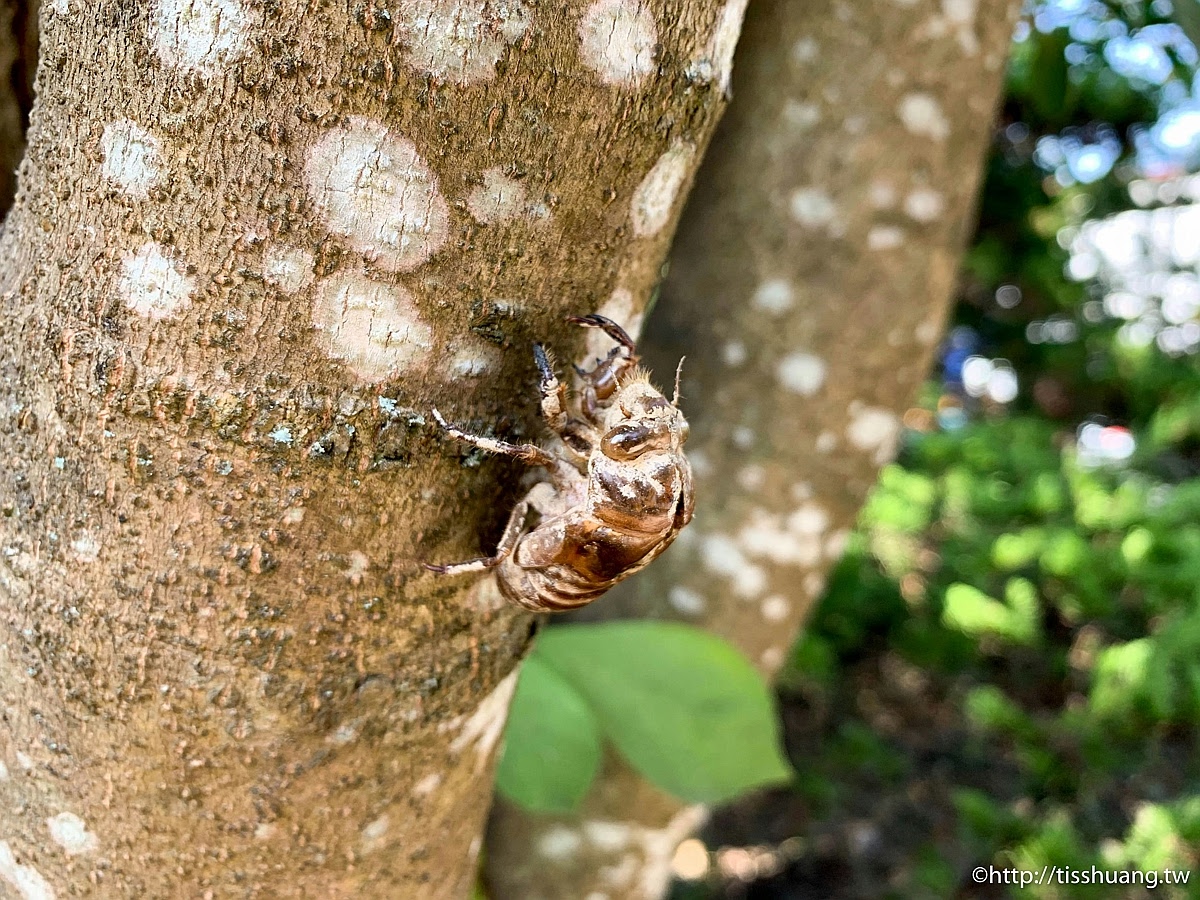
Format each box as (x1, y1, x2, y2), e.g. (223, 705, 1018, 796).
(783, 420, 1200, 896)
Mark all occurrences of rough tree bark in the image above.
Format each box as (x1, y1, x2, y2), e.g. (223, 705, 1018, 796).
(486, 0, 1021, 897)
(0, 1, 741, 896)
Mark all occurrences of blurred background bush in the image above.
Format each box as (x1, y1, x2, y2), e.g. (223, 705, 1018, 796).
(671, 0, 1200, 896)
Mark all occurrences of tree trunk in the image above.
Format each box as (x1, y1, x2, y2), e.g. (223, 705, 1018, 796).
(486, 0, 1021, 896)
(0, 1, 736, 896)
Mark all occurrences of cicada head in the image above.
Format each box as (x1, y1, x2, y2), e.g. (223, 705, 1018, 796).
(599, 377, 689, 461)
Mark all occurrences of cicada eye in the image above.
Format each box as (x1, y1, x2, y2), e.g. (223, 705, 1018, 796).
(678, 417, 690, 442)
(601, 422, 668, 460)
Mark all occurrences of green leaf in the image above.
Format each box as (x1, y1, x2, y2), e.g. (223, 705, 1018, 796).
(943, 584, 1020, 644)
(1040, 530, 1089, 577)
(785, 633, 838, 688)
(535, 622, 792, 804)
(992, 528, 1046, 571)
(953, 788, 1019, 843)
(494, 656, 602, 813)
(1119, 804, 1185, 871)
(1121, 527, 1153, 566)
(939, 580, 1042, 646)
(964, 685, 1035, 739)
(1004, 577, 1042, 645)
(1090, 639, 1152, 719)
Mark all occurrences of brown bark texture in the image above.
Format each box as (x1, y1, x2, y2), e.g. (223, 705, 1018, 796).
(0, 1, 738, 896)
(486, 0, 1022, 897)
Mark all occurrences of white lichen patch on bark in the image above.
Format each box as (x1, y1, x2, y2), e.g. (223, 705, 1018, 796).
(667, 584, 706, 616)
(804, 570, 827, 597)
(583, 820, 633, 851)
(776, 351, 826, 396)
(466, 168, 529, 225)
(737, 507, 823, 568)
(262, 245, 315, 294)
(687, 0, 749, 91)
(394, 0, 530, 83)
(411, 773, 443, 797)
(846, 402, 902, 463)
(897, 92, 950, 140)
(782, 99, 821, 131)
(45, 813, 99, 856)
(311, 272, 434, 382)
(578, 0, 658, 87)
(344, 550, 370, 584)
(738, 464, 766, 491)
(792, 36, 819, 63)
(305, 118, 450, 272)
(446, 342, 502, 379)
(119, 241, 196, 321)
(789, 187, 837, 229)
(760, 646, 784, 669)
(751, 277, 794, 315)
(99, 120, 162, 198)
(789, 501, 830, 536)
(360, 814, 390, 853)
(940, 0, 977, 25)
(904, 187, 945, 222)
(0, 842, 55, 900)
(870, 180, 898, 208)
(0, 761, 8, 779)
(918, 0, 981, 55)
(538, 824, 583, 861)
(586, 288, 644, 361)
(699, 532, 766, 598)
(915, 314, 942, 345)
(761, 595, 790, 622)
(867, 225, 906, 250)
(630, 142, 695, 237)
(547, 816, 710, 897)
(149, 0, 252, 75)
(449, 668, 520, 770)
(70, 532, 101, 563)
